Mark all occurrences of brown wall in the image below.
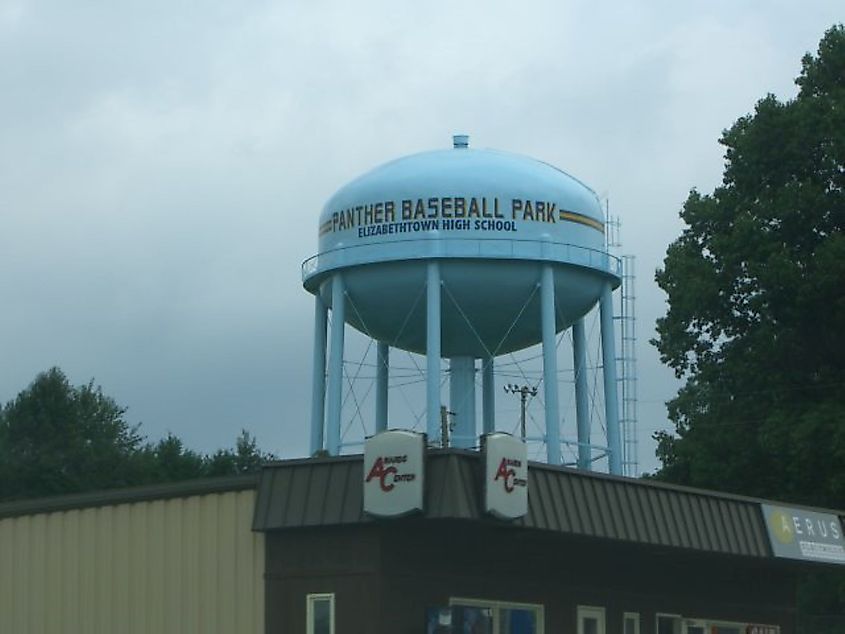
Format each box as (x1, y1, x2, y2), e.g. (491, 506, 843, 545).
(265, 520, 797, 634)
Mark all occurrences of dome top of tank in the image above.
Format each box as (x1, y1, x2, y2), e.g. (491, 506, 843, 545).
(303, 135, 620, 291)
(320, 135, 603, 225)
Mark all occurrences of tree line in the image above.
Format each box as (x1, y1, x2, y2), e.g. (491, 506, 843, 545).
(0, 367, 274, 501)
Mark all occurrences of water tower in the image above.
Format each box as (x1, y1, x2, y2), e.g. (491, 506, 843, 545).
(303, 136, 623, 472)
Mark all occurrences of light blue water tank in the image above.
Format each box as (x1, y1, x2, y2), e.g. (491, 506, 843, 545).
(303, 137, 620, 357)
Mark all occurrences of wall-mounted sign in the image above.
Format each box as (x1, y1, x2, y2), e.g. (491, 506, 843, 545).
(762, 504, 845, 565)
(363, 430, 424, 518)
(483, 433, 528, 520)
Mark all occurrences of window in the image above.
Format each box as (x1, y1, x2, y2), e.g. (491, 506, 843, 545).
(656, 614, 681, 634)
(449, 598, 544, 634)
(306, 593, 334, 634)
(623, 612, 640, 634)
(577, 606, 605, 634)
(683, 620, 707, 634)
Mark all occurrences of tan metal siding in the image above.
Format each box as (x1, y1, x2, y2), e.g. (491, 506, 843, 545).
(0, 489, 264, 634)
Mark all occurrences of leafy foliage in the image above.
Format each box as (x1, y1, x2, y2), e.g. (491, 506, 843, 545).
(653, 25, 845, 506)
(652, 26, 845, 631)
(0, 368, 274, 501)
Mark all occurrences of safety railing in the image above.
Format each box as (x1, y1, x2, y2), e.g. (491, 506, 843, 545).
(301, 237, 621, 282)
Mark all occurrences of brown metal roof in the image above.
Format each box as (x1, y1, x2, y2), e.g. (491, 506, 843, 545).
(251, 450, 843, 560)
(519, 465, 770, 556)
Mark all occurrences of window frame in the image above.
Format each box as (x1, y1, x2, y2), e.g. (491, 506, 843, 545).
(656, 613, 683, 634)
(449, 596, 545, 634)
(623, 611, 640, 634)
(683, 619, 708, 634)
(708, 621, 757, 634)
(576, 604, 606, 634)
(306, 592, 335, 634)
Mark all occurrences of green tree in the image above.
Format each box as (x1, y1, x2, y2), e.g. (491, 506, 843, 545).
(0, 368, 276, 501)
(205, 430, 275, 476)
(0, 367, 146, 499)
(652, 26, 845, 631)
(143, 433, 208, 482)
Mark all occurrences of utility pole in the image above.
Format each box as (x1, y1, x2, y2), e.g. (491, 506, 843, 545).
(503, 383, 537, 441)
(439, 405, 455, 448)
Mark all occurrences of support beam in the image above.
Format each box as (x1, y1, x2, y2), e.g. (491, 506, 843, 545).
(572, 318, 591, 470)
(600, 281, 622, 475)
(375, 342, 389, 433)
(309, 293, 328, 456)
(426, 262, 442, 444)
(326, 274, 346, 456)
(449, 357, 476, 448)
(482, 357, 495, 435)
(541, 265, 561, 464)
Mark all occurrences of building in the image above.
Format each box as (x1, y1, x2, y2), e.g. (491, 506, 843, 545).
(2, 446, 843, 633)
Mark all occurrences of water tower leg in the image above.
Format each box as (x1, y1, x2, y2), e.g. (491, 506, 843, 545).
(426, 262, 442, 444)
(541, 265, 561, 464)
(572, 318, 591, 470)
(600, 281, 622, 475)
(375, 342, 389, 433)
(449, 357, 476, 448)
(326, 274, 346, 455)
(310, 293, 328, 455)
(482, 357, 495, 435)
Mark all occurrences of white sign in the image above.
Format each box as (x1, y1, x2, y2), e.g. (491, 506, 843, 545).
(762, 504, 845, 564)
(483, 433, 528, 520)
(363, 430, 424, 517)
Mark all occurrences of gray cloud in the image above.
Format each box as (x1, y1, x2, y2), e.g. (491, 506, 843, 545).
(1, 0, 841, 470)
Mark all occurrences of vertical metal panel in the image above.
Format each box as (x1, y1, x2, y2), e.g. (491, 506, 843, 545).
(528, 470, 550, 530)
(79, 508, 96, 634)
(283, 466, 310, 527)
(585, 479, 610, 538)
(13, 514, 31, 633)
(691, 496, 715, 551)
(322, 461, 350, 522)
(716, 499, 741, 554)
(0, 489, 264, 634)
(646, 489, 670, 545)
(64, 510, 80, 628)
(558, 476, 583, 534)
(608, 483, 634, 541)
(31, 513, 47, 634)
(265, 468, 291, 528)
(581, 479, 605, 538)
(0, 518, 10, 629)
(339, 460, 364, 522)
(148, 500, 167, 634)
(638, 485, 660, 544)
(547, 471, 571, 533)
(620, 484, 647, 543)
(46, 507, 62, 632)
(303, 463, 331, 525)
(668, 494, 694, 548)
(732, 503, 756, 556)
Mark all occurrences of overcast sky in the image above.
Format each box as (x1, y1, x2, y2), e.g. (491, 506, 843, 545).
(1, 0, 840, 473)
